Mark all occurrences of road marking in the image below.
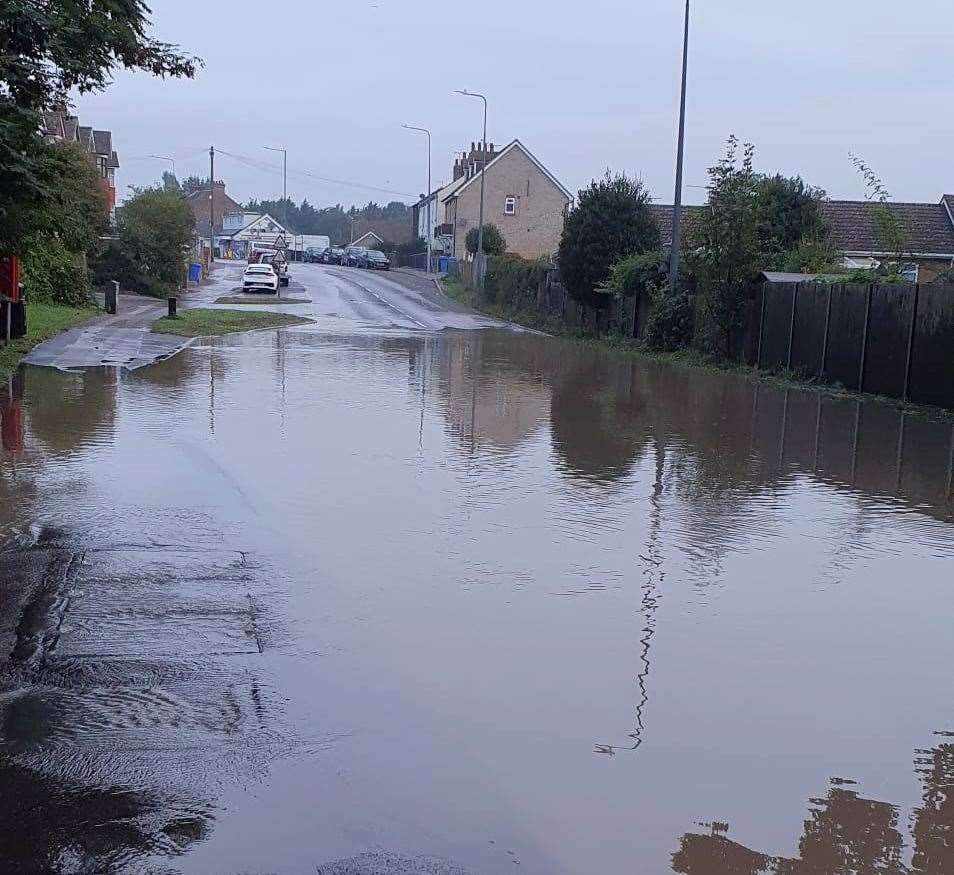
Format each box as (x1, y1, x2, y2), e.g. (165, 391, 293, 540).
(328, 271, 429, 330)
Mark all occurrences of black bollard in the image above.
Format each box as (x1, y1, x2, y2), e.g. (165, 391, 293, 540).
(105, 280, 119, 315)
(168, 297, 177, 319)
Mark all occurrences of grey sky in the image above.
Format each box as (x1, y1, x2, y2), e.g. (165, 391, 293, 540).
(75, 0, 953, 210)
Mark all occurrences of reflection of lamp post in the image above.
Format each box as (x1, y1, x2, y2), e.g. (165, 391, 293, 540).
(402, 124, 432, 274)
(455, 89, 488, 295)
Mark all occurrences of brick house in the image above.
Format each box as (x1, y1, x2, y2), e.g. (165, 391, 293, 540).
(41, 108, 120, 215)
(441, 140, 572, 261)
(185, 181, 243, 246)
(650, 195, 954, 283)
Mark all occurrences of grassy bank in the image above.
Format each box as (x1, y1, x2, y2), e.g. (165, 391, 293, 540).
(440, 277, 954, 419)
(0, 303, 98, 377)
(151, 308, 313, 338)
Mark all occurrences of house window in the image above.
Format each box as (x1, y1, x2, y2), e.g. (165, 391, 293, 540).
(504, 196, 517, 216)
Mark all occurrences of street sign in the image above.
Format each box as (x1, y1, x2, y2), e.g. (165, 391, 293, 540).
(274, 234, 287, 251)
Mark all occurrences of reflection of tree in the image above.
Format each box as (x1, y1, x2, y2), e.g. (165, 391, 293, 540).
(912, 738, 954, 875)
(550, 358, 648, 483)
(24, 367, 118, 456)
(671, 735, 954, 875)
(0, 760, 211, 871)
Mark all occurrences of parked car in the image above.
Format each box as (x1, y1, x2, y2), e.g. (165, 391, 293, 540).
(243, 263, 279, 294)
(364, 250, 391, 271)
(259, 252, 290, 286)
(342, 246, 368, 267)
(305, 247, 324, 263)
(327, 247, 345, 265)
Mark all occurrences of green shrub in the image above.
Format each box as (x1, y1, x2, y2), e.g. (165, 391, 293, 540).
(483, 254, 549, 311)
(465, 224, 506, 256)
(644, 282, 695, 351)
(21, 235, 92, 306)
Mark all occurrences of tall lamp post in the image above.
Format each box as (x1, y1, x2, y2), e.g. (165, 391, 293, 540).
(669, 0, 691, 293)
(263, 145, 288, 236)
(455, 89, 488, 294)
(402, 124, 432, 274)
(147, 154, 177, 180)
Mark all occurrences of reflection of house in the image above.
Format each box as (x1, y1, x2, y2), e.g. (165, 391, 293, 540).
(440, 139, 572, 262)
(40, 106, 120, 215)
(650, 194, 954, 283)
(434, 336, 550, 452)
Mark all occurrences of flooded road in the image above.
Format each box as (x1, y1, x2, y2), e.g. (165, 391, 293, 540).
(1, 309, 953, 872)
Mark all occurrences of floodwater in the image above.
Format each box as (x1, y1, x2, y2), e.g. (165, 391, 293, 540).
(2, 300, 953, 872)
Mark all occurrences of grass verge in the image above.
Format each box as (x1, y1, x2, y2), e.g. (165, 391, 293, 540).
(0, 303, 98, 377)
(152, 308, 313, 338)
(214, 295, 311, 305)
(439, 278, 954, 419)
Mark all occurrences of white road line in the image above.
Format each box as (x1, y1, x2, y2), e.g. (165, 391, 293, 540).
(328, 271, 429, 330)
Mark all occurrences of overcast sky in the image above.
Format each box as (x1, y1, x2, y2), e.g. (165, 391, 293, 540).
(73, 0, 953, 210)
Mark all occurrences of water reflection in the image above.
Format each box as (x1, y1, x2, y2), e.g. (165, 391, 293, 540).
(671, 734, 954, 873)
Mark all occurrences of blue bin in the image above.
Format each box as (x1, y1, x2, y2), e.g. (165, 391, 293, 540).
(189, 263, 201, 283)
(438, 256, 449, 273)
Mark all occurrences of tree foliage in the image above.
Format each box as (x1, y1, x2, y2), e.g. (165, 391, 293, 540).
(687, 136, 762, 358)
(597, 250, 668, 300)
(0, 0, 198, 253)
(755, 174, 830, 268)
(112, 187, 194, 296)
(180, 175, 206, 195)
(558, 172, 660, 308)
(465, 223, 506, 256)
(22, 234, 92, 306)
(644, 283, 695, 351)
(850, 153, 908, 268)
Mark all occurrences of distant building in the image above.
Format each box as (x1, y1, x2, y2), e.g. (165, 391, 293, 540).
(185, 182, 243, 250)
(440, 139, 572, 262)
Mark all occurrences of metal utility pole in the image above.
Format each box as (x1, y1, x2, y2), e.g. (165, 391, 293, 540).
(209, 145, 215, 262)
(402, 124, 432, 274)
(264, 146, 288, 234)
(669, 0, 691, 292)
(456, 90, 488, 294)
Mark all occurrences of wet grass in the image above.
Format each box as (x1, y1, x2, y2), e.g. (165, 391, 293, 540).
(440, 278, 954, 420)
(0, 303, 98, 378)
(151, 308, 313, 338)
(214, 295, 311, 305)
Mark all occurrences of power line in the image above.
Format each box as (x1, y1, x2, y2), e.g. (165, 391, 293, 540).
(215, 148, 416, 199)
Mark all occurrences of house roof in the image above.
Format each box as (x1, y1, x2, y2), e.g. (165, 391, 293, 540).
(92, 130, 112, 156)
(63, 116, 79, 140)
(442, 139, 572, 203)
(650, 198, 954, 257)
(349, 219, 413, 246)
(819, 199, 954, 256)
(77, 126, 94, 149)
(351, 230, 385, 247)
(648, 203, 706, 246)
(222, 213, 288, 239)
(40, 112, 65, 139)
(108, 150, 120, 169)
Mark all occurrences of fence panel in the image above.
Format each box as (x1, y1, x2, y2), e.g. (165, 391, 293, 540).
(759, 282, 797, 369)
(908, 283, 954, 409)
(790, 284, 830, 375)
(824, 284, 869, 391)
(863, 284, 916, 398)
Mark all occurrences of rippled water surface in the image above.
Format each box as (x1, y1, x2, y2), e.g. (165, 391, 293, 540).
(1, 326, 953, 873)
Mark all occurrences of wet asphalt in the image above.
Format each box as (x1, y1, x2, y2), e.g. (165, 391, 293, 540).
(1, 263, 954, 873)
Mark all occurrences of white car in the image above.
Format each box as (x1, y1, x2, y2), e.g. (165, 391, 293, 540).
(243, 263, 279, 294)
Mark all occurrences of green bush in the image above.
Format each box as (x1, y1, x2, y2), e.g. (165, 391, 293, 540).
(644, 282, 695, 351)
(21, 235, 92, 306)
(465, 224, 506, 256)
(484, 254, 549, 311)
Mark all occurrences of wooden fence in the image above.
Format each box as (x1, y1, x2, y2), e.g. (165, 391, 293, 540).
(757, 282, 954, 408)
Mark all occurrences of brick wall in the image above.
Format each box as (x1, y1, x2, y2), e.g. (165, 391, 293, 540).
(451, 147, 569, 261)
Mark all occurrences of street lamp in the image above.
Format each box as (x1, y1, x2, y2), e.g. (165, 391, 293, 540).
(669, 0, 691, 292)
(402, 124, 432, 275)
(455, 89, 488, 294)
(147, 154, 176, 178)
(263, 146, 288, 235)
